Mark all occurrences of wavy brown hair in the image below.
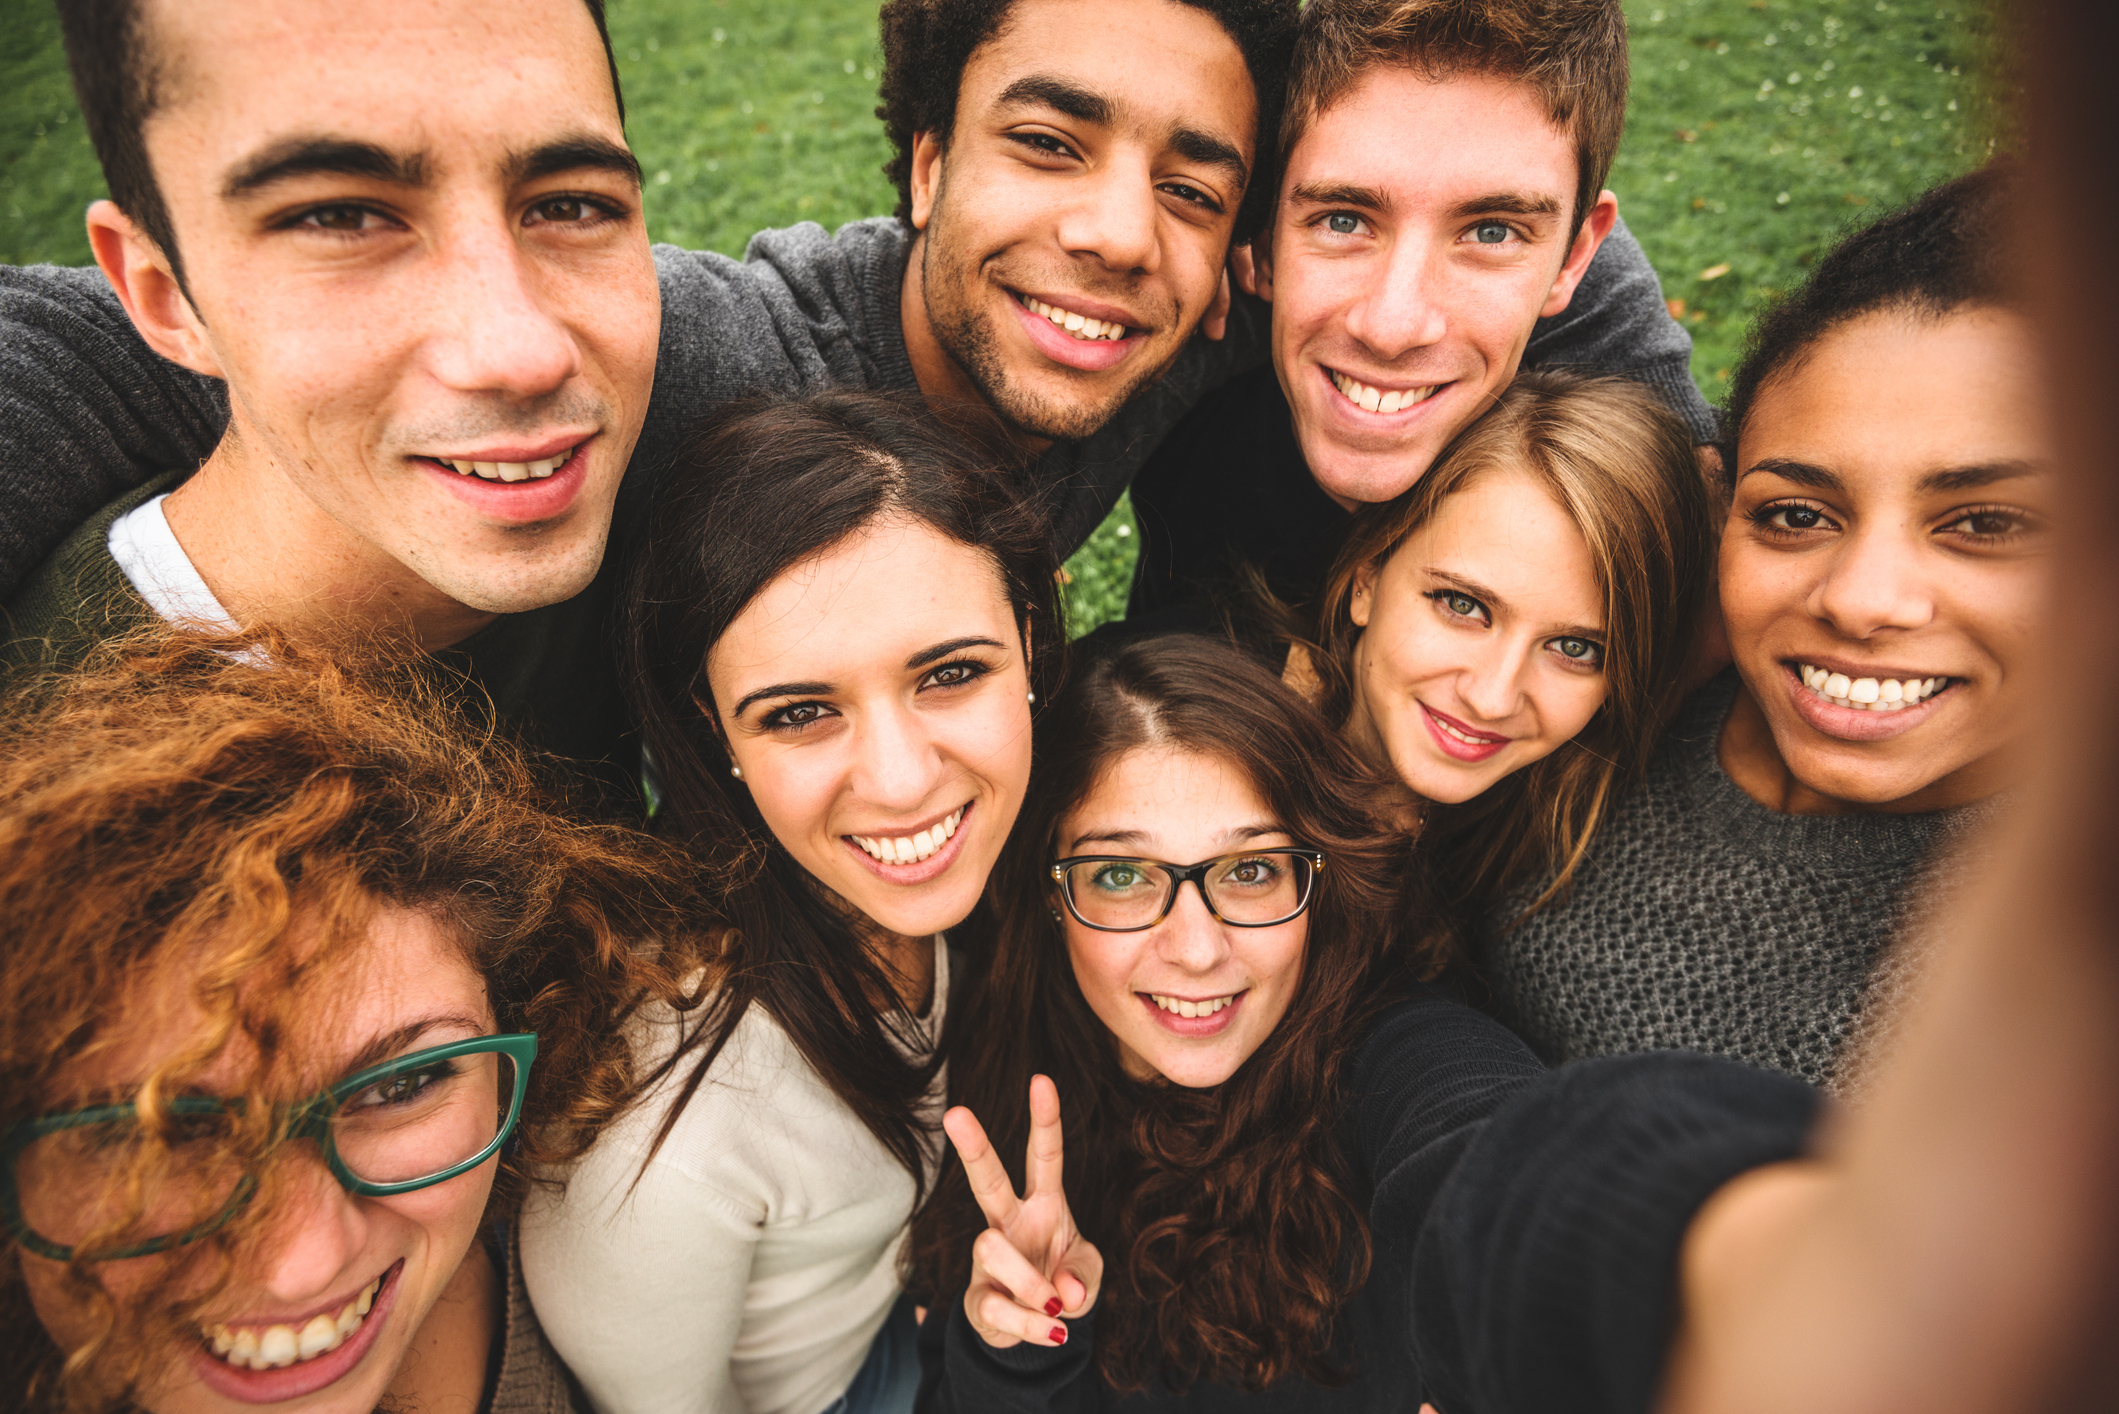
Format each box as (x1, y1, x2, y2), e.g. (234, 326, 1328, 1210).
(908, 634, 1431, 1392)
(0, 629, 710, 1413)
(1299, 370, 1714, 934)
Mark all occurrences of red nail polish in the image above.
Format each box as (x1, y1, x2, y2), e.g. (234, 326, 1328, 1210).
(1050, 1325, 1068, 1345)
(1044, 1297, 1063, 1317)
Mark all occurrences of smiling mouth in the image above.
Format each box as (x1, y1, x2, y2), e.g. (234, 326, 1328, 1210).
(202, 1272, 382, 1372)
(1148, 992, 1238, 1019)
(420, 444, 580, 483)
(1013, 293, 1133, 342)
(1329, 369, 1443, 415)
(851, 806, 967, 865)
(1793, 663, 1955, 712)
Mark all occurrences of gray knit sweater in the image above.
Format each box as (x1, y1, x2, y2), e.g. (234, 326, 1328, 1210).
(0, 217, 1700, 596)
(1473, 671, 1983, 1091)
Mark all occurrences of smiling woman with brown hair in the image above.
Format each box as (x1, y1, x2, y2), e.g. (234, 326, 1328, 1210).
(0, 629, 708, 1414)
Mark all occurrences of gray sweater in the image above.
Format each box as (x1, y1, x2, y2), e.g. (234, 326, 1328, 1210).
(1474, 671, 1983, 1091)
(0, 217, 1702, 596)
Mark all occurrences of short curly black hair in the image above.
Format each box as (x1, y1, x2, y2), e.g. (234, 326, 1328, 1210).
(877, 0, 1299, 245)
(1725, 163, 2021, 444)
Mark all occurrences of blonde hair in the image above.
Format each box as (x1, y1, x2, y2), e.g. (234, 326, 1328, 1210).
(1305, 370, 1715, 927)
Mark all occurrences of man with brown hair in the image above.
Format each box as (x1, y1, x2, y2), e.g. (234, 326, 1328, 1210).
(1128, 0, 1710, 620)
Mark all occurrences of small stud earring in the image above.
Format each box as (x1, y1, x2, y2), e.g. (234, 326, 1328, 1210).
(1050, 907, 1063, 922)
(1027, 690, 1037, 704)
(730, 765, 744, 780)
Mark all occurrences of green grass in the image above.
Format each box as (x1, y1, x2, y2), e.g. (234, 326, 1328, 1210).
(0, 0, 2004, 634)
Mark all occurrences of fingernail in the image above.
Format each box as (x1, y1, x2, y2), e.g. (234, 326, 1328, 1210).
(1050, 1325, 1068, 1345)
(1044, 1297, 1063, 1317)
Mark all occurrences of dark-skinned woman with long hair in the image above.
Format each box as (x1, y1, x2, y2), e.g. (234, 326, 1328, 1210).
(520, 393, 1064, 1414)
(906, 634, 1824, 1413)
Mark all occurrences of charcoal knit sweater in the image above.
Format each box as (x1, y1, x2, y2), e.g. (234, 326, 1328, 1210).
(1473, 670, 1986, 1090)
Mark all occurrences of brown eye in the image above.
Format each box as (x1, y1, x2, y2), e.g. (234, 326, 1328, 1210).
(535, 196, 589, 223)
(303, 205, 374, 232)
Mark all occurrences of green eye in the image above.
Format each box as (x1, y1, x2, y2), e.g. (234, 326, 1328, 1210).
(1473, 221, 1512, 244)
(1553, 637, 1603, 666)
(1447, 594, 1478, 616)
(1325, 213, 1361, 235)
(1092, 864, 1143, 891)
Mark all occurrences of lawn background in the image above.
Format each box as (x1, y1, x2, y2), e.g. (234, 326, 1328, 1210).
(0, 0, 2009, 634)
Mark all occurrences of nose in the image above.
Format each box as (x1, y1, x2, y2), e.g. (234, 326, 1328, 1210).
(423, 211, 582, 399)
(1052, 150, 1162, 276)
(850, 700, 949, 815)
(1456, 635, 1534, 725)
(1811, 523, 1937, 639)
(1152, 878, 1233, 975)
(248, 1152, 370, 1306)
(1340, 233, 1449, 361)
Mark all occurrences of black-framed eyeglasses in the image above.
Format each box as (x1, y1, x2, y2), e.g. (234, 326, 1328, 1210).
(1050, 848, 1325, 933)
(1, 1033, 537, 1263)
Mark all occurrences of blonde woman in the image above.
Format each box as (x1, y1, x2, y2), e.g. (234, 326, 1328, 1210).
(1292, 368, 1716, 940)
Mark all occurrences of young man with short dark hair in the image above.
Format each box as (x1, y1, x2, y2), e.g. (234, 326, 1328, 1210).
(1127, 0, 1714, 619)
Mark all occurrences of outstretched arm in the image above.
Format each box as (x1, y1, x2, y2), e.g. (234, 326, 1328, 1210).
(0, 265, 226, 599)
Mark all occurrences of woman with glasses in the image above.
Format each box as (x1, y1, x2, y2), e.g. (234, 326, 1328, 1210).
(906, 634, 1822, 1412)
(0, 631, 705, 1414)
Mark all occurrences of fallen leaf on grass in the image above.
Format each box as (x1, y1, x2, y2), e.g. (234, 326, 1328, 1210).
(1700, 263, 1732, 281)
(1667, 298, 1688, 319)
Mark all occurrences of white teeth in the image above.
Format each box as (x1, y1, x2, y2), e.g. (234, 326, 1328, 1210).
(854, 809, 963, 865)
(1798, 665, 1949, 712)
(1150, 993, 1235, 1019)
(443, 452, 569, 481)
(204, 1276, 381, 1371)
(1020, 295, 1129, 340)
(1330, 370, 1436, 414)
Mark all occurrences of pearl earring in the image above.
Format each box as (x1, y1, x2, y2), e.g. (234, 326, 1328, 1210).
(730, 765, 744, 780)
(1027, 690, 1037, 704)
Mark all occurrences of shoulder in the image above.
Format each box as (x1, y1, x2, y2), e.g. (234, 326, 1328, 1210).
(1348, 990, 1548, 1162)
(488, 1232, 593, 1414)
(1, 475, 171, 682)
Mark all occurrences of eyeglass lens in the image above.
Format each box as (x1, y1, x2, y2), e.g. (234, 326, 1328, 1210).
(14, 1049, 515, 1255)
(1064, 853, 1312, 929)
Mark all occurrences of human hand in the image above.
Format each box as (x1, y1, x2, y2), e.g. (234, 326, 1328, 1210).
(943, 1074, 1104, 1349)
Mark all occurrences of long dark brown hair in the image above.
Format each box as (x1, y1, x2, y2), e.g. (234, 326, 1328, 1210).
(908, 634, 1431, 1392)
(621, 392, 1065, 1192)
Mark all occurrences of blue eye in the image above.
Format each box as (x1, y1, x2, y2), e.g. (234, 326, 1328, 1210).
(1325, 213, 1361, 235)
(1473, 221, 1512, 244)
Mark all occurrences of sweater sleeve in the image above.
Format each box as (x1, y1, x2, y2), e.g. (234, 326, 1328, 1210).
(1388, 1051, 1818, 1414)
(517, 1134, 764, 1414)
(1523, 216, 1719, 445)
(0, 265, 227, 600)
(917, 1299, 1101, 1414)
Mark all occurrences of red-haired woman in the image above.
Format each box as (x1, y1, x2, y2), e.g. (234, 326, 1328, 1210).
(0, 632, 706, 1414)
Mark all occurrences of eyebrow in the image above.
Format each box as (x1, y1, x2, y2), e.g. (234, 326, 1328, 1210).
(504, 135, 642, 189)
(1288, 180, 1391, 213)
(224, 137, 427, 199)
(997, 75, 1248, 191)
(337, 1014, 489, 1080)
(1918, 459, 2046, 493)
(222, 133, 640, 202)
(1066, 823, 1287, 853)
(1740, 457, 1845, 493)
(729, 637, 1011, 718)
(1446, 190, 1564, 221)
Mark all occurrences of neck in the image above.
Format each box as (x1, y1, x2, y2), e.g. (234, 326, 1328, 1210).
(387, 1237, 499, 1414)
(162, 427, 498, 652)
(1717, 681, 2006, 815)
(865, 924, 938, 1017)
(897, 230, 1053, 460)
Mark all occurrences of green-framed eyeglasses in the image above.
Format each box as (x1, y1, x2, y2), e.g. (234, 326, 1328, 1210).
(1, 1033, 537, 1263)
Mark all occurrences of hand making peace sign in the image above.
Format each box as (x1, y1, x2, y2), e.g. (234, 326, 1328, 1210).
(943, 1074, 1105, 1349)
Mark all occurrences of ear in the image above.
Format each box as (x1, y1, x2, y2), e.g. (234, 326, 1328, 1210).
(1238, 233, 1274, 302)
(908, 130, 946, 231)
(85, 200, 222, 378)
(1348, 562, 1379, 629)
(1201, 266, 1233, 342)
(1538, 189, 1620, 321)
